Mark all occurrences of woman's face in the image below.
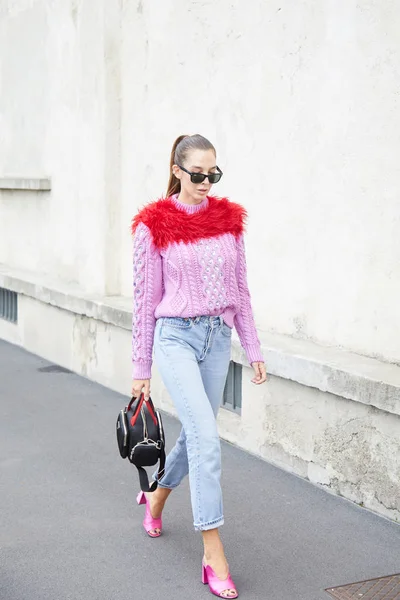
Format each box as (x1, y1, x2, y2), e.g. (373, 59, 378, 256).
(173, 148, 218, 203)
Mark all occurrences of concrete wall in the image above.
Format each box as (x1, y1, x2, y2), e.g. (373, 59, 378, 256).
(0, 0, 121, 295)
(1, 0, 399, 362)
(1, 1, 400, 521)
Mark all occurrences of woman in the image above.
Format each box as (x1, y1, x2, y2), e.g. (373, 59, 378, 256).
(131, 134, 267, 599)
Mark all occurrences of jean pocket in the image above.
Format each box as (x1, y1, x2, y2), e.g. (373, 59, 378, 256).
(220, 323, 232, 338)
(161, 317, 193, 330)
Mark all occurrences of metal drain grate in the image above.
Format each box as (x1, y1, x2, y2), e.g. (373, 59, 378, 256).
(326, 573, 400, 599)
(0, 287, 18, 323)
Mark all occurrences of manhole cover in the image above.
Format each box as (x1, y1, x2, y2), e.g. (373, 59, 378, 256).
(326, 573, 400, 599)
(38, 364, 72, 374)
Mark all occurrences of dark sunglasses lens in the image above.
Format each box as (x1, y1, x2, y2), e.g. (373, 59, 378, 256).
(191, 173, 206, 184)
(208, 173, 222, 184)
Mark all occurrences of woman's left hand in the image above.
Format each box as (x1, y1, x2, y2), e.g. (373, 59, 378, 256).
(251, 362, 268, 384)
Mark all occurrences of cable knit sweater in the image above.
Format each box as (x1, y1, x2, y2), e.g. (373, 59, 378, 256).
(131, 194, 264, 379)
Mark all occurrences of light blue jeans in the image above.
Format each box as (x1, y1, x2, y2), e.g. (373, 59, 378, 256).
(153, 316, 232, 531)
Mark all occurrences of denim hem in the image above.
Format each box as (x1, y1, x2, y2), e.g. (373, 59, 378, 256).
(194, 517, 224, 531)
(156, 480, 178, 490)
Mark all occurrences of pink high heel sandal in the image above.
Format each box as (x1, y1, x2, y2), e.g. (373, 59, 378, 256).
(202, 562, 238, 598)
(136, 491, 162, 538)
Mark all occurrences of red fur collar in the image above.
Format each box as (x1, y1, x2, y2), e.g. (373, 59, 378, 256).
(131, 196, 247, 249)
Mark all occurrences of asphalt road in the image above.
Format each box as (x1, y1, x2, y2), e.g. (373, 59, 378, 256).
(1, 339, 399, 600)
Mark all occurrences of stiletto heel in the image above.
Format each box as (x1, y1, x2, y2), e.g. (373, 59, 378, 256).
(136, 491, 162, 537)
(201, 561, 238, 598)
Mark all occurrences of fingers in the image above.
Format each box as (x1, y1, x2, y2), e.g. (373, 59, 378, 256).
(131, 379, 151, 398)
(259, 363, 268, 384)
(131, 382, 142, 398)
(251, 362, 262, 384)
(251, 362, 268, 385)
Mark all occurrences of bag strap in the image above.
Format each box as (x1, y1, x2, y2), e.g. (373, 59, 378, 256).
(127, 393, 143, 411)
(136, 442, 166, 493)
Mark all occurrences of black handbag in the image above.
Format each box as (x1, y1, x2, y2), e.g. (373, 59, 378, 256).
(116, 394, 166, 492)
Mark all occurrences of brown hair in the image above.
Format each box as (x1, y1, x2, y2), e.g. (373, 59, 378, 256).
(166, 134, 216, 197)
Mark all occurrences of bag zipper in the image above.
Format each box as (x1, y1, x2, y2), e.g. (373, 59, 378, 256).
(141, 406, 148, 441)
(120, 409, 128, 447)
(156, 410, 164, 446)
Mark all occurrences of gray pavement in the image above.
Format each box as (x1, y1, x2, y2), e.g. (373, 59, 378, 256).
(0, 339, 399, 600)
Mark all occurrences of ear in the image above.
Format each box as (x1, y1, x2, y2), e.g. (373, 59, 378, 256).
(172, 164, 182, 180)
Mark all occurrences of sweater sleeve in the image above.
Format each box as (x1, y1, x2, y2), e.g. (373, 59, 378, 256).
(234, 234, 264, 365)
(132, 222, 163, 379)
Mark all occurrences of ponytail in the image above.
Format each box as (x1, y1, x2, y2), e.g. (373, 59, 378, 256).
(166, 134, 216, 198)
(166, 135, 188, 198)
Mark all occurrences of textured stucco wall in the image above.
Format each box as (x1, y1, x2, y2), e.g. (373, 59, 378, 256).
(161, 367, 400, 523)
(1, 0, 400, 362)
(0, 0, 121, 295)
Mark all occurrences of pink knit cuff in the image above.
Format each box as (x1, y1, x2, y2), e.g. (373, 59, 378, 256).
(132, 360, 152, 380)
(243, 343, 265, 365)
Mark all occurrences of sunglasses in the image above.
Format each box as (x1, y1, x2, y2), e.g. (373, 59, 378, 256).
(178, 164, 223, 184)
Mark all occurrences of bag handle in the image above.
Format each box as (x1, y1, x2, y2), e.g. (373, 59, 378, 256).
(127, 393, 143, 411)
(136, 442, 166, 493)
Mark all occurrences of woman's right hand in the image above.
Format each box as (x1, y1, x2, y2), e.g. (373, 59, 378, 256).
(131, 379, 151, 400)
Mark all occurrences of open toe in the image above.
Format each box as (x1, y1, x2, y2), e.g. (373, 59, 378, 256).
(136, 491, 163, 538)
(220, 590, 238, 598)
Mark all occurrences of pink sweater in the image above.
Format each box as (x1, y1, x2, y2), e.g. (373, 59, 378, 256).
(132, 194, 264, 379)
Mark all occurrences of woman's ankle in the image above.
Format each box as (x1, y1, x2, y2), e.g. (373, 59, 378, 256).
(202, 528, 223, 555)
(150, 486, 172, 509)
(204, 550, 227, 564)
(203, 542, 226, 565)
